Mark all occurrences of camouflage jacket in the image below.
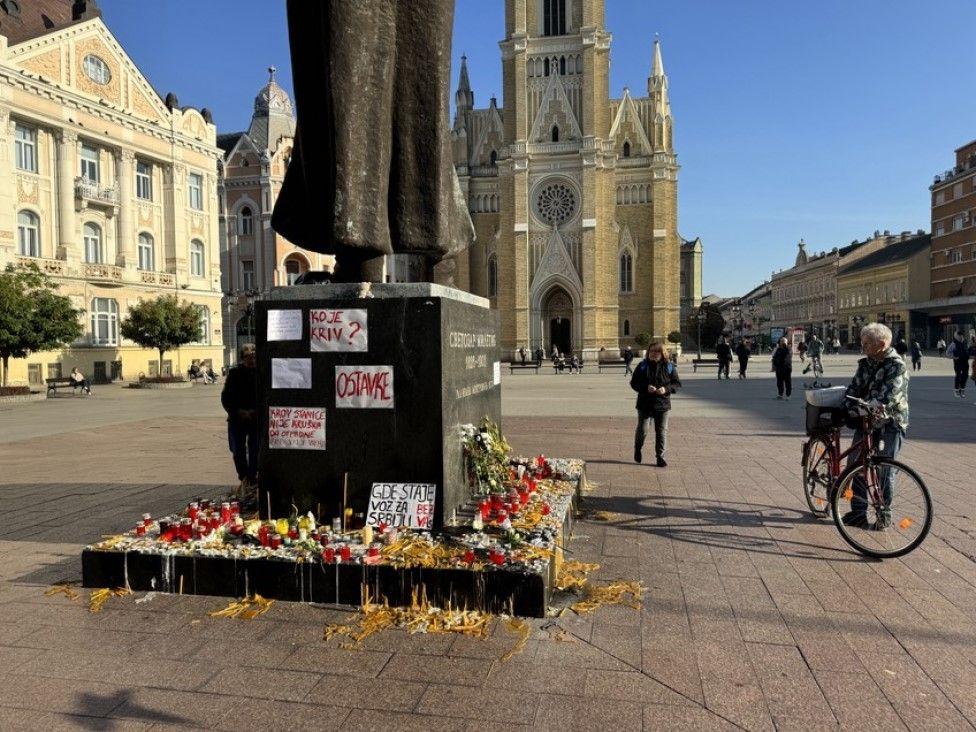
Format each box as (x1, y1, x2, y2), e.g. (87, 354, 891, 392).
(845, 348, 909, 432)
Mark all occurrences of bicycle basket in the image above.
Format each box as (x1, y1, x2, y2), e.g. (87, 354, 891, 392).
(805, 402, 846, 435)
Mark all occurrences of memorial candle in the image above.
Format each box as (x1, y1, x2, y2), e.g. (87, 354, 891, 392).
(187, 502, 199, 521)
(339, 544, 351, 562)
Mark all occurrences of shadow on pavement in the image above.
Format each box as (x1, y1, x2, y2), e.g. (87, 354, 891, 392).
(74, 690, 188, 729)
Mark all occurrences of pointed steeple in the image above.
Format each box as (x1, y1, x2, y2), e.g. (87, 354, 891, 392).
(652, 37, 665, 78)
(456, 55, 474, 113)
(648, 36, 669, 100)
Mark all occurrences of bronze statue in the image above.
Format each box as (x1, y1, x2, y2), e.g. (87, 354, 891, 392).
(271, 0, 473, 283)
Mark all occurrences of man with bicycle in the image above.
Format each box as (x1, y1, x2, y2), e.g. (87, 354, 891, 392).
(843, 322, 909, 529)
(802, 334, 824, 376)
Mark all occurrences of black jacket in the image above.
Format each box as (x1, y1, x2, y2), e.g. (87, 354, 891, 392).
(951, 337, 971, 365)
(716, 342, 733, 362)
(772, 345, 792, 371)
(735, 343, 750, 361)
(221, 365, 257, 422)
(630, 358, 681, 412)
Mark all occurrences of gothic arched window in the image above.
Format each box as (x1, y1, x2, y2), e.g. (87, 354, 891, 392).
(559, 56, 566, 75)
(623, 141, 631, 158)
(543, 0, 566, 36)
(619, 252, 633, 293)
(551, 125, 559, 143)
(489, 150, 497, 166)
(487, 254, 498, 297)
(623, 319, 630, 336)
(544, 58, 550, 76)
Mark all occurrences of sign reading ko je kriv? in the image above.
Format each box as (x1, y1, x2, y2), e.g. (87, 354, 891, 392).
(366, 483, 436, 528)
(310, 309, 368, 352)
(268, 406, 326, 450)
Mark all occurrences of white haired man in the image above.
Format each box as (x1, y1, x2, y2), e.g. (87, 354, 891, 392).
(843, 322, 909, 529)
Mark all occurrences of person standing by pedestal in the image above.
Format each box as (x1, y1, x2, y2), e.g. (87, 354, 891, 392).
(221, 344, 258, 494)
(910, 340, 922, 372)
(623, 345, 635, 376)
(716, 336, 733, 380)
(735, 339, 751, 378)
(937, 337, 946, 357)
(772, 337, 793, 400)
(631, 341, 681, 467)
(518, 347, 526, 366)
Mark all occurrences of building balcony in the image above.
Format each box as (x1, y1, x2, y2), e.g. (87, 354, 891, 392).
(82, 262, 124, 285)
(932, 154, 976, 187)
(75, 178, 119, 209)
(527, 141, 579, 156)
(15, 255, 66, 276)
(468, 165, 498, 177)
(138, 270, 176, 287)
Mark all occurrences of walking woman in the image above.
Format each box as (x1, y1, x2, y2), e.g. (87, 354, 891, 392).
(630, 340, 681, 467)
(772, 336, 793, 400)
(950, 331, 969, 398)
(735, 339, 751, 378)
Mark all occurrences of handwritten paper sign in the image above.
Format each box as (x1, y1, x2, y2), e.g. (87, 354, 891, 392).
(267, 309, 302, 341)
(335, 365, 394, 408)
(366, 483, 436, 528)
(310, 308, 367, 352)
(271, 358, 312, 389)
(268, 407, 326, 450)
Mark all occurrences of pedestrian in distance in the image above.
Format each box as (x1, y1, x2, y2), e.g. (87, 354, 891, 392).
(937, 337, 946, 357)
(910, 340, 922, 372)
(948, 331, 969, 398)
(802, 334, 824, 375)
(623, 345, 635, 376)
(797, 339, 808, 363)
(518, 346, 526, 366)
(735, 339, 750, 378)
(832, 336, 841, 355)
(894, 334, 909, 358)
(716, 335, 733, 380)
(221, 343, 259, 495)
(772, 336, 793, 400)
(631, 340, 681, 467)
(68, 367, 92, 395)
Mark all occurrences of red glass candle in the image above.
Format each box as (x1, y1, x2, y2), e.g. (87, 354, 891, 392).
(479, 500, 491, 521)
(270, 534, 282, 549)
(311, 530, 320, 543)
(541, 502, 552, 516)
(367, 545, 380, 558)
(464, 549, 475, 564)
(490, 548, 505, 565)
(496, 509, 508, 524)
(490, 494, 503, 511)
(158, 518, 170, 535)
(179, 518, 192, 541)
(339, 545, 351, 562)
(161, 527, 177, 542)
(135, 523, 146, 536)
(187, 502, 199, 521)
(200, 499, 211, 510)
(230, 501, 240, 517)
(258, 524, 270, 546)
(220, 502, 231, 523)
(141, 513, 152, 528)
(518, 490, 529, 506)
(323, 546, 336, 563)
(287, 526, 299, 541)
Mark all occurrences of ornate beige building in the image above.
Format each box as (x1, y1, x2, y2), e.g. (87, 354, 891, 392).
(451, 0, 681, 358)
(217, 68, 333, 365)
(0, 0, 223, 385)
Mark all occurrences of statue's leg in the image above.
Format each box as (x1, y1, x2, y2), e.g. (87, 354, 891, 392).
(329, 0, 397, 281)
(389, 0, 470, 269)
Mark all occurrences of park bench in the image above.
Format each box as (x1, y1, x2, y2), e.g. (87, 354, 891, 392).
(508, 362, 540, 374)
(46, 377, 88, 396)
(552, 359, 585, 374)
(691, 358, 721, 372)
(598, 360, 630, 373)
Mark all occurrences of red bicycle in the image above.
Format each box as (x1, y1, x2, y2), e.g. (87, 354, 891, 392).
(802, 395, 932, 558)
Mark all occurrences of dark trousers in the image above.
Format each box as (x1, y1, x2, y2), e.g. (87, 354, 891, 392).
(635, 409, 669, 459)
(718, 359, 730, 378)
(738, 357, 749, 377)
(911, 357, 921, 371)
(954, 361, 968, 390)
(847, 424, 903, 517)
(228, 420, 258, 482)
(775, 367, 792, 397)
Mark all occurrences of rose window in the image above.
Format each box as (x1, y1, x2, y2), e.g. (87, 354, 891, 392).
(535, 182, 577, 226)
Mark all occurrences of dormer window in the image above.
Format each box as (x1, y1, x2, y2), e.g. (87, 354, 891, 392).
(83, 54, 111, 85)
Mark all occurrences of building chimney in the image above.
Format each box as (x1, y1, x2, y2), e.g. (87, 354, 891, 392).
(71, 0, 101, 21)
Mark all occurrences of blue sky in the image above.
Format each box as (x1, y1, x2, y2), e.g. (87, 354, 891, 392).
(100, 0, 976, 295)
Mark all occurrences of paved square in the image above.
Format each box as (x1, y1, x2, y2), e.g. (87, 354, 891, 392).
(1, 355, 974, 730)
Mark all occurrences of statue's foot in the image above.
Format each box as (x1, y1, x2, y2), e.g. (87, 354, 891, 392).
(333, 253, 386, 283)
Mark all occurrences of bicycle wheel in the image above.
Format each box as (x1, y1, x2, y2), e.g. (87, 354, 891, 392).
(802, 436, 833, 516)
(830, 457, 932, 559)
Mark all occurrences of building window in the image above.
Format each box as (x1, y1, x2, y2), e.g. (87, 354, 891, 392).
(489, 150, 497, 166)
(197, 306, 210, 345)
(83, 54, 111, 84)
(544, 58, 550, 76)
(953, 215, 964, 231)
(935, 191, 944, 205)
(559, 56, 566, 75)
(83, 222, 103, 263)
(619, 251, 633, 292)
(551, 125, 559, 143)
(949, 249, 963, 264)
(935, 221, 945, 237)
(190, 239, 205, 276)
(80, 144, 99, 183)
(285, 258, 301, 285)
(487, 254, 498, 297)
(542, 0, 566, 36)
(90, 297, 118, 346)
(15, 124, 37, 173)
(241, 259, 255, 291)
(953, 182, 963, 199)
(17, 210, 40, 257)
(137, 232, 154, 271)
(136, 161, 153, 200)
(623, 141, 631, 158)
(239, 206, 253, 235)
(188, 172, 203, 210)
(623, 319, 630, 336)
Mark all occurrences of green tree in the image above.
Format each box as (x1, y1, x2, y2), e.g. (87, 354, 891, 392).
(0, 263, 83, 386)
(120, 295, 203, 374)
(667, 330, 682, 345)
(635, 332, 652, 349)
(684, 303, 725, 351)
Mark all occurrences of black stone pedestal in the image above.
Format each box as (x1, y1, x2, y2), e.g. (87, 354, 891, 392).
(254, 283, 500, 530)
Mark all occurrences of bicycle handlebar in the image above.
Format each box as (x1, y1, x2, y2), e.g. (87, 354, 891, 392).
(844, 395, 891, 423)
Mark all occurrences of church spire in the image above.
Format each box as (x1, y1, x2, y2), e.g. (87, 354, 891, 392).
(648, 36, 669, 102)
(456, 55, 474, 113)
(652, 37, 665, 78)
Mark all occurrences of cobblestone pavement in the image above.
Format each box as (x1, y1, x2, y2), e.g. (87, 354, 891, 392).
(0, 366, 974, 730)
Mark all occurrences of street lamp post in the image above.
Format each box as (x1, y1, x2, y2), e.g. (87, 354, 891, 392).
(694, 306, 706, 360)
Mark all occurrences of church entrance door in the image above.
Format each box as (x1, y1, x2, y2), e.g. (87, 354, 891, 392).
(543, 287, 573, 355)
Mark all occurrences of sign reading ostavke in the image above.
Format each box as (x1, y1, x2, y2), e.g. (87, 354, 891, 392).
(335, 365, 394, 408)
(366, 483, 436, 528)
(268, 406, 326, 450)
(310, 308, 367, 352)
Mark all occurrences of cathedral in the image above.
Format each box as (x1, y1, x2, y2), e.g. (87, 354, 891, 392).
(451, 0, 682, 359)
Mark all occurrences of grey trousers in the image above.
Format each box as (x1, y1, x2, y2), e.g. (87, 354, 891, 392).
(635, 409, 669, 459)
